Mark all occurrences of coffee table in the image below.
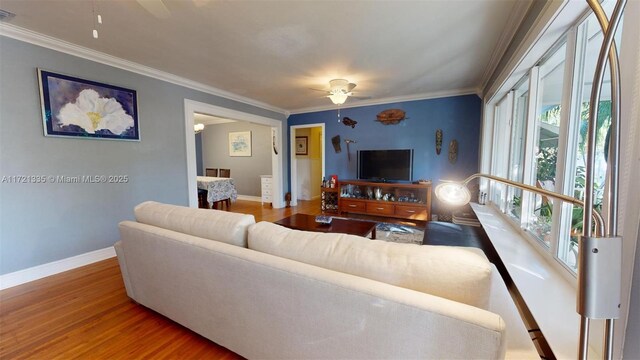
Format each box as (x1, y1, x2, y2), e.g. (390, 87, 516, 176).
(274, 213, 377, 239)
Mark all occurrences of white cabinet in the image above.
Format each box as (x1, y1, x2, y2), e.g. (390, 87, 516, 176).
(260, 175, 273, 205)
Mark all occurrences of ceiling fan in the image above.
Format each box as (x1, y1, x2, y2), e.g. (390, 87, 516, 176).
(312, 79, 370, 105)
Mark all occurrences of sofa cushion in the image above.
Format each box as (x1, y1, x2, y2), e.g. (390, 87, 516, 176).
(248, 221, 492, 308)
(134, 201, 255, 247)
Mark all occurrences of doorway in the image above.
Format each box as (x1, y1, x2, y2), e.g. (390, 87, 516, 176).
(184, 99, 284, 208)
(290, 123, 325, 207)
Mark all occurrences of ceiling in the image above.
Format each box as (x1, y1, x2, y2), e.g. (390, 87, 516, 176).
(0, 0, 532, 114)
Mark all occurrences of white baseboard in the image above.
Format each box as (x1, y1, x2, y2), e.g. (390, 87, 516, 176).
(0, 246, 116, 290)
(236, 195, 262, 202)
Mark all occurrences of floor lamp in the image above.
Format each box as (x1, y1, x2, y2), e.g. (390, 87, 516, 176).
(436, 1, 627, 359)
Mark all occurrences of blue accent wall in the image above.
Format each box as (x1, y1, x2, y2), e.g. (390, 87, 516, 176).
(287, 94, 482, 213)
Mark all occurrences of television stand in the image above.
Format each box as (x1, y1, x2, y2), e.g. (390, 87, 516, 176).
(338, 180, 432, 221)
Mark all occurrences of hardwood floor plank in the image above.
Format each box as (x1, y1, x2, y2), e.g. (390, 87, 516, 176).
(0, 259, 118, 302)
(1, 275, 125, 349)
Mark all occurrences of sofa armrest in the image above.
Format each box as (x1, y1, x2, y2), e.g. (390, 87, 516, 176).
(114, 238, 135, 299)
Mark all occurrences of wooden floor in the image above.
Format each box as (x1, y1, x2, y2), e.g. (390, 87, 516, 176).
(0, 199, 320, 360)
(226, 198, 322, 222)
(0, 198, 427, 359)
(0, 258, 242, 360)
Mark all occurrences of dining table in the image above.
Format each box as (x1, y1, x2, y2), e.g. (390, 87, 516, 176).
(196, 176, 238, 206)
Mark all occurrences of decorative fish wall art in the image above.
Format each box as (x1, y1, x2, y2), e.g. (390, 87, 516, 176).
(342, 117, 358, 128)
(375, 109, 407, 125)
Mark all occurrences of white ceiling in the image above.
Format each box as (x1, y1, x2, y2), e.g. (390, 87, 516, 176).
(0, 0, 532, 114)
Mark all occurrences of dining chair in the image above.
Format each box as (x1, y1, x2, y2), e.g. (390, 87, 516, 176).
(206, 168, 218, 177)
(211, 198, 230, 211)
(197, 189, 209, 209)
(219, 169, 231, 178)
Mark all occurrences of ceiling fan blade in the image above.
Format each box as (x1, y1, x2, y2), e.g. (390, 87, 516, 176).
(309, 88, 329, 93)
(350, 96, 372, 100)
(346, 83, 357, 92)
(136, 0, 171, 19)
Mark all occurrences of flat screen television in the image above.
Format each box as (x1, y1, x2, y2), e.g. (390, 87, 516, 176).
(357, 149, 413, 182)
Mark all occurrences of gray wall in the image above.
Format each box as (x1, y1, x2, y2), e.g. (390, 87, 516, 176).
(201, 122, 272, 196)
(195, 132, 203, 176)
(0, 36, 286, 275)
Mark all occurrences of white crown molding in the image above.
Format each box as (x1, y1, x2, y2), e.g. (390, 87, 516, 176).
(0, 23, 288, 116)
(0, 246, 116, 290)
(483, 0, 572, 103)
(479, 0, 534, 92)
(289, 87, 480, 115)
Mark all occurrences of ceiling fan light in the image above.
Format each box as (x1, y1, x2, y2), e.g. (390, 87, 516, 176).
(328, 93, 348, 105)
(329, 79, 349, 91)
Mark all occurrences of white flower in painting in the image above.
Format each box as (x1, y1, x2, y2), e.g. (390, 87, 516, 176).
(57, 89, 134, 135)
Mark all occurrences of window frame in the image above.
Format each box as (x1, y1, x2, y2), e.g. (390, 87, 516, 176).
(489, 92, 513, 212)
(481, 11, 617, 277)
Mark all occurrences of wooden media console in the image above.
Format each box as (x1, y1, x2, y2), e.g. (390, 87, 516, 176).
(338, 180, 432, 221)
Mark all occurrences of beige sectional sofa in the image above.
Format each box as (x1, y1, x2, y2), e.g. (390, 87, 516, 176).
(115, 201, 538, 359)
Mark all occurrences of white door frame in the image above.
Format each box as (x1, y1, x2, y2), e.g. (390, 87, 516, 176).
(290, 123, 325, 207)
(184, 99, 285, 208)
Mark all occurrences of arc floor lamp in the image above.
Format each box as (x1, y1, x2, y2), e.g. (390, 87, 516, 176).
(435, 0, 627, 359)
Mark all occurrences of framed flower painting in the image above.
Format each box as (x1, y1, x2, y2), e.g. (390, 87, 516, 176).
(38, 69, 140, 141)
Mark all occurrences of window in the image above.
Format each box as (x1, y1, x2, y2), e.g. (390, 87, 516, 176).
(557, 9, 623, 270)
(483, 0, 625, 275)
(490, 95, 512, 211)
(476, 3, 637, 356)
(506, 78, 529, 220)
(525, 41, 567, 247)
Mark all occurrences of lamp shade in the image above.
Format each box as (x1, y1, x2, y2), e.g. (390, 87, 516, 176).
(434, 182, 471, 207)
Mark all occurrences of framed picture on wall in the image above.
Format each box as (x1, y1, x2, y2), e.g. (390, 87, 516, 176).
(229, 131, 252, 156)
(295, 136, 308, 155)
(38, 69, 139, 141)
